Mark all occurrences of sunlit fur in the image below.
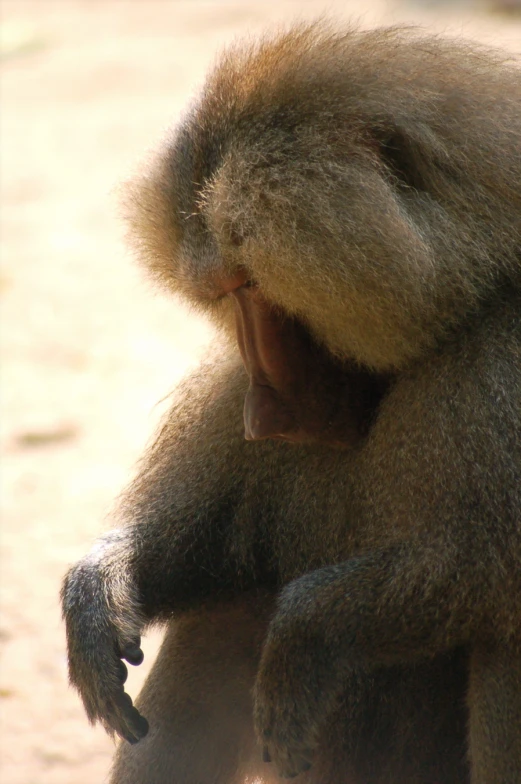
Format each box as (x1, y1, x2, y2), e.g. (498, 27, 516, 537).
(62, 22, 521, 784)
(125, 23, 521, 371)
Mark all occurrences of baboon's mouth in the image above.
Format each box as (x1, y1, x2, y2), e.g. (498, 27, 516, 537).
(228, 282, 390, 448)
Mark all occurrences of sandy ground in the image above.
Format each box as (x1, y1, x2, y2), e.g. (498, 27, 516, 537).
(1, 2, 519, 782)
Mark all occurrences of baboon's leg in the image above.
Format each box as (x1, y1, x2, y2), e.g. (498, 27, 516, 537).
(110, 597, 277, 784)
(468, 640, 521, 784)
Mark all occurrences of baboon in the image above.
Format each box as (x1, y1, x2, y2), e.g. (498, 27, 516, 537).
(61, 23, 521, 784)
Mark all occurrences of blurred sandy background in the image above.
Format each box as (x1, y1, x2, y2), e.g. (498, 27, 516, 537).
(1, 1, 519, 782)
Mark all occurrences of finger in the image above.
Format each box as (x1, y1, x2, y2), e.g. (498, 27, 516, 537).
(118, 660, 128, 684)
(114, 691, 149, 743)
(120, 725, 141, 745)
(120, 709, 149, 744)
(132, 712, 149, 738)
(121, 643, 144, 666)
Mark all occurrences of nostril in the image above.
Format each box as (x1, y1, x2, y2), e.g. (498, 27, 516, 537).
(219, 268, 251, 294)
(207, 268, 256, 300)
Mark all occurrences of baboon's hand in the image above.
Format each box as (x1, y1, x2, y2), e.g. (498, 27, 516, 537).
(254, 578, 344, 778)
(61, 538, 149, 744)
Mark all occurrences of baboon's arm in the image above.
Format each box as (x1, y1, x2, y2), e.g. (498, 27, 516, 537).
(61, 353, 279, 742)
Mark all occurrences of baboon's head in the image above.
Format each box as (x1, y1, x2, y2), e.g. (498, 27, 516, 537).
(124, 23, 521, 445)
